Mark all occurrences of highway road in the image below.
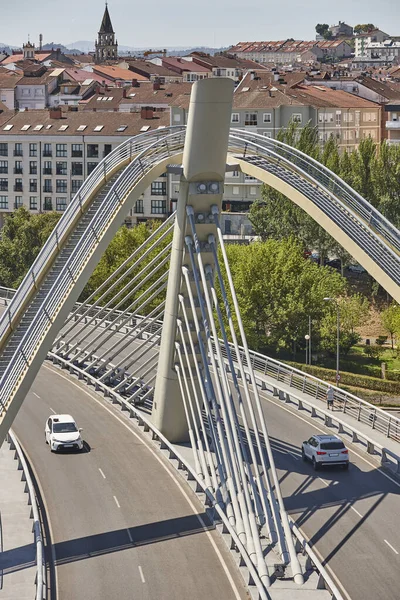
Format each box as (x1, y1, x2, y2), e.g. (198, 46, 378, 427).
(253, 384, 400, 600)
(12, 362, 250, 600)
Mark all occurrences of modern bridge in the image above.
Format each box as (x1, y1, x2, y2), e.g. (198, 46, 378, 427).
(1, 78, 400, 600)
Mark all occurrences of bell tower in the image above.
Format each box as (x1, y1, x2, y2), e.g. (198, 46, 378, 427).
(95, 3, 118, 64)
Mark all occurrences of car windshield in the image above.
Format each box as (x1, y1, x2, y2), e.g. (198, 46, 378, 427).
(320, 441, 345, 450)
(53, 422, 78, 433)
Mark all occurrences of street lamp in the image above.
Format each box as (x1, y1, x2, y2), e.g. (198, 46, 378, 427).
(324, 297, 340, 386)
(304, 334, 310, 365)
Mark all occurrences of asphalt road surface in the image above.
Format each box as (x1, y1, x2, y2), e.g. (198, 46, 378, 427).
(12, 363, 249, 600)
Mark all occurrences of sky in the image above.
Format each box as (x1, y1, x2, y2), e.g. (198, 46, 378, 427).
(0, 0, 399, 50)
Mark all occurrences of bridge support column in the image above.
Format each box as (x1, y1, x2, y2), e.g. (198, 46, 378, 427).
(152, 78, 234, 443)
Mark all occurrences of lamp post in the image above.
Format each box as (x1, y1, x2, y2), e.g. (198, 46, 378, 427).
(324, 297, 340, 386)
(304, 334, 310, 365)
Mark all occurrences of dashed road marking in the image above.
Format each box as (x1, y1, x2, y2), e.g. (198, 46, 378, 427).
(138, 566, 145, 583)
(98, 468, 106, 479)
(113, 495, 120, 508)
(49, 407, 56, 414)
(350, 506, 363, 519)
(127, 528, 133, 543)
(33, 392, 41, 399)
(384, 539, 399, 555)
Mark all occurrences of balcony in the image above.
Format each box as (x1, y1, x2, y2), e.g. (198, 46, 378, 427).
(13, 151, 23, 157)
(14, 185, 23, 192)
(43, 151, 52, 157)
(13, 168, 23, 174)
(43, 187, 53, 193)
(43, 169, 52, 175)
(386, 120, 400, 129)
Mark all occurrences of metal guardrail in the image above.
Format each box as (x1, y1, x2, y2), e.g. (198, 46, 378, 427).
(47, 350, 343, 600)
(7, 430, 45, 600)
(215, 340, 400, 444)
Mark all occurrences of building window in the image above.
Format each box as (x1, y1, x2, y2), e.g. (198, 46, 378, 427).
(71, 144, 83, 157)
(231, 113, 240, 123)
(173, 113, 181, 123)
(0, 161, 8, 174)
(292, 114, 302, 123)
(43, 180, 52, 193)
(29, 179, 37, 192)
(151, 182, 166, 196)
(14, 196, 22, 208)
(71, 180, 82, 194)
(151, 199, 167, 214)
(56, 161, 68, 175)
(250, 186, 257, 195)
(29, 143, 37, 157)
(87, 144, 99, 158)
(43, 143, 52, 157)
(29, 161, 37, 175)
(104, 144, 112, 157)
(56, 180, 67, 193)
(135, 199, 144, 213)
(29, 196, 38, 210)
(0, 143, 8, 157)
(71, 162, 83, 176)
(14, 179, 23, 192)
(245, 113, 257, 126)
(0, 178, 7, 191)
(44, 197, 53, 211)
(262, 131, 272, 138)
(232, 186, 240, 195)
(14, 161, 23, 174)
(263, 113, 272, 123)
(56, 144, 67, 157)
(336, 112, 341, 126)
(87, 162, 98, 175)
(43, 161, 52, 175)
(231, 170, 239, 177)
(56, 197, 67, 211)
(0, 195, 8, 209)
(14, 143, 23, 157)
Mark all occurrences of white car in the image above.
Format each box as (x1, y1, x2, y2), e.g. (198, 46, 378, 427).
(45, 414, 84, 452)
(302, 434, 349, 470)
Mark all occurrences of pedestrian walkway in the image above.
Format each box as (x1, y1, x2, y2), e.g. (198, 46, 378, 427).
(255, 368, 400, 461)
(0, 438, 36, 599)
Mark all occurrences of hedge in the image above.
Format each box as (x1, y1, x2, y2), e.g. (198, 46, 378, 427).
(286, 362, 400, 395)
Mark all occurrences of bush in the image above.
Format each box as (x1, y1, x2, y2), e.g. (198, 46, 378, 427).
(364, 345, 384, 360)
(287, 361, 400, 394)
(375, 336, 388, 346)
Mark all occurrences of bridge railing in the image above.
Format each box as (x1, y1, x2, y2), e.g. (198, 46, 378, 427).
(231, 129, 400, 256)
(0, 126, 184, 346)
(7, 430, 45, 600)
(0, 129, 186, 411)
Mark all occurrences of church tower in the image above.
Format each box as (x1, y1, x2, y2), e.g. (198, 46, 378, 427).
(95, 3, 118, 64)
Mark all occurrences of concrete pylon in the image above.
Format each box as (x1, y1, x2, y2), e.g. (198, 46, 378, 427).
(152, 78, 234, 443)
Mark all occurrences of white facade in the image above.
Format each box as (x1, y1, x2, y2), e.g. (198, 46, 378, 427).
(354, 30, 390, 57)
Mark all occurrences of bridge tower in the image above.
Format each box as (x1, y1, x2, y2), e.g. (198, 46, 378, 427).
(152, 78, 234, 443)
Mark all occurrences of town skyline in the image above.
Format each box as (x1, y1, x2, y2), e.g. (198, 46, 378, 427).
(0, 0, 399, 50)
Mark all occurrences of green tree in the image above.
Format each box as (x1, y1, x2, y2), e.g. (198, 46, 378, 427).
(316, 23, 330, 37)
(371, 142, 400, 227)
(354, 24, 377, 34)
(319, 294, 369, 356)
(219, 238, 346, 354)
(0, 207, 61, 288)
(381, 303, 400, 349)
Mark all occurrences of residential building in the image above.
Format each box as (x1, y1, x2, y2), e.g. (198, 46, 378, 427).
(329, 22, 354, 39)
(354, 29, 390, 57)
(89, 64, 148, 86)
(0, 107, 172, 227)
(151, 57, 211, 82)
(95, 4, 118, 64)
(385, 101, 400, 145)
(0, 71, 21, 109)
(15, 64, 61, 110)
(117, 59, 183, 83)
(185, 53, 266, 82)
(229, 39, 352, 65)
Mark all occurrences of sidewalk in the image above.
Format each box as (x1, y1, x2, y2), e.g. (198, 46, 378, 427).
(0, 439, 36, 600)
(256, 369, 400, 459)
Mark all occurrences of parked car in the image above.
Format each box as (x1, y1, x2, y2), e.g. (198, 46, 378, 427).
(347, 263, 366, 274)
(326, 259, 342, 271)
(45, 414, 84, 452)
(302, 434, 349, 470)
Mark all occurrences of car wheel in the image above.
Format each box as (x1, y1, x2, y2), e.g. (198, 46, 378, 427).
(312, 457, 319, 471)
(302, 448, 307, 462)
(45, 434, 48, 444)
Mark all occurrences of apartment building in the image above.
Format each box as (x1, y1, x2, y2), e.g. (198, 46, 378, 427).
(385, 102, 400, 145)
(229, 40, 352, 65)
(0, 107, 173, 227)
(354, 29, 390, 58)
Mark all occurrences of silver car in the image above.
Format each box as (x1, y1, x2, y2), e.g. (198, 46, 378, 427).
(302, 434, 349, 470)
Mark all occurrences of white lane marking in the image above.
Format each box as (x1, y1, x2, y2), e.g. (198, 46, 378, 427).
(49, 407, 56, 414)
(98, 468, 106, 479)
(384, 539, 399, 555)
(138, 566, 145, 583)
(318, 477, 329, 487)
(126, 528, 133, 543)
(350, 506, 363, 519)
(113, 495, 120, 508)
(256, 386, 400, 490)
(33, 392, 41, 399)
(44, 364, 243, 600)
